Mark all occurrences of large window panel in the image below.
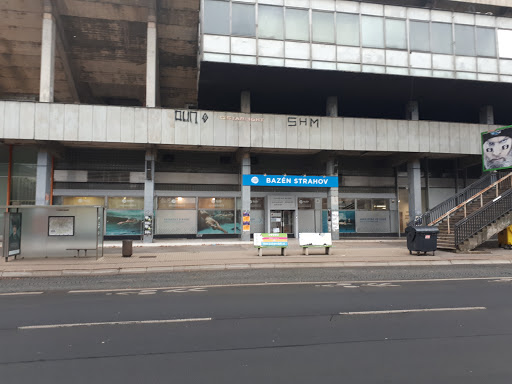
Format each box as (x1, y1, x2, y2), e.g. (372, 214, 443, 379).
(336, 13, 360, 47)
(431, 22, 453, 54)
(203, 0, 230, 35)
(232, 3, 255, 37)
(285, 8, 309, 41)
(258, 5, 284, 40)
(385, 19, 406, 50)
(476, 27, 496, 57)
(312, 11, 335, 43)
(410, 21, 430, 52)
(362, 16, 384, 48)
(498, 29, 512, 58)
(455, 24, 475, 56)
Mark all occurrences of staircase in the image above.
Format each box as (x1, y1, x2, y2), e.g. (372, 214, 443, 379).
(412, 171, 512, 252)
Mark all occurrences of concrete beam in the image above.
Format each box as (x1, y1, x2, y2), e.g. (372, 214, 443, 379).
(146, 0, 160, 108)
(39, 6, 56, 102)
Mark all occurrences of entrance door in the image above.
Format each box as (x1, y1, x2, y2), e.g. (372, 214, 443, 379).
(270, 210, 294, 236)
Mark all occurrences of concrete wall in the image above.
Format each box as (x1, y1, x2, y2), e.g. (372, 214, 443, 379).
(0, 101, 493, 155)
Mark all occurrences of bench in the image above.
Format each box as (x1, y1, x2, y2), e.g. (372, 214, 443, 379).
(254, 233, 288, 256)
(66, 248, 97, 258)
(299, 233, 332, 255)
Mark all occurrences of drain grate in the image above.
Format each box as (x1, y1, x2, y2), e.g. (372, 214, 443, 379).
(139, 255, 157, 259)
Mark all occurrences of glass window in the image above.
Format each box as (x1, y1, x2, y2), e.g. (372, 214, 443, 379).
(298, 198, 315, 210)
(498, 29, 512, 58)
(108, 197, 144, 210)
(385, 19, 406, 49)
(285, 8, 309, 41)
(455, 24, 475, 56)
(158, 197, 196, 210)
(337, 13, 360, 46)
(203, 0, 230, 35)
(312, 11, 335, 43)
(250, 197, 264, 210)
(372, 199, 389, 211)
(361, 16, 384, 48)
(62, 196, 105, 206)
(357, 199, 372, 210)
(410, 21, 430, 52)
(232, 3, 255, 37)
(198, 197, 235, 210)
(431, 22, 452, 54)
(258, 5, 284, 40)
(339, 199, 355, 210)
(476, 27, 496, 57)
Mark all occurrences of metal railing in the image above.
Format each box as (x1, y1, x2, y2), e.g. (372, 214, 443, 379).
(455, 188, 512, 246)
(410, 172, 498, 226)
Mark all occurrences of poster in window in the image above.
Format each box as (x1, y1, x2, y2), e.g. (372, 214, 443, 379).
(48, 216, 75, 236)
(197, 210, 239, 234)
(106, 210, 143, 236)
(8, 213, 22, 256)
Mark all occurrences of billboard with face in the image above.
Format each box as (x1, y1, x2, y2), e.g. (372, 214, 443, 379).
(482, 125, 512, 172)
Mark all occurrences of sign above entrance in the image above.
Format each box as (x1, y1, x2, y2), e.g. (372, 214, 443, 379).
(243, 175, 338, 188)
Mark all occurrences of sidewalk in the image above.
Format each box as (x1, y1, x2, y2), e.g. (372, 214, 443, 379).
(1, 238, 512, 278)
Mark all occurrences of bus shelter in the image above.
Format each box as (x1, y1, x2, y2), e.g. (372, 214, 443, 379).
(2, 205, 104, 261)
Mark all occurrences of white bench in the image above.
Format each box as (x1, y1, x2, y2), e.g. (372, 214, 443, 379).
(299, 233, 332, 255)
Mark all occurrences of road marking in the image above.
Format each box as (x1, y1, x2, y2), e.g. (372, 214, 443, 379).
(66, 276, 512, 295)
(0, 292, 44, 296)
(339, 307, 486, 316)
(488, 277, 512, 282)
(316, 282, 400, 288)
(18, 317, 212, 330)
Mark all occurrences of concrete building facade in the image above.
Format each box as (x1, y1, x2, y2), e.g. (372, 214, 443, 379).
(1, 0, 511, 241)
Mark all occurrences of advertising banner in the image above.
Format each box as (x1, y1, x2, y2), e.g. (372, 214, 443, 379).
(198, 210, 240, 234)
(155, 210, 197, 235)
(254, 233, 288, 247)
(243, 174, 338, 188)
(8, 213, 22, 256)
(106, 210, 143, 236)
(242, 211, 250, 232)
(482, 125, 512, 171)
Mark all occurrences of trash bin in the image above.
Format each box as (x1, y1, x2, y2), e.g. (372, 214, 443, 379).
(498, 225, 512, 249)
(405, 226, 439, 256)
(122, 240, 133, 257)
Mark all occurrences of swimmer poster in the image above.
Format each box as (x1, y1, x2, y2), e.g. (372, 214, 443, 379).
(106, 210, 143, 236)
(197, 210, 240, 234)
(482, 125, 512, 171)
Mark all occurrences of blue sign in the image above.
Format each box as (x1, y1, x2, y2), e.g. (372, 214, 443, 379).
(243, 174, 338, 188)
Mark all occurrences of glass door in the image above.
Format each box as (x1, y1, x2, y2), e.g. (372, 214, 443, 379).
(282, 210, 294, 235)
(270, 210, 282, 233)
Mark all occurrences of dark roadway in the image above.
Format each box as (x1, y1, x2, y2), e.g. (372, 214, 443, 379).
(1, 268, 512, 383)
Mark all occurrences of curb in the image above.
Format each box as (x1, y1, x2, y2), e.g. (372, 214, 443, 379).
(1, 259, 511, 278)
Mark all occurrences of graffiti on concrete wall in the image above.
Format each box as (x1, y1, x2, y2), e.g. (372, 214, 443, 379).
(287, 117, 319, 128)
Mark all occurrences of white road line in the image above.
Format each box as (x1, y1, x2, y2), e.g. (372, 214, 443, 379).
(66, 277, 512, 294)
(0, 292, 44, 296)
(339, 307, 487, 316)
(18, 318, 212, 330)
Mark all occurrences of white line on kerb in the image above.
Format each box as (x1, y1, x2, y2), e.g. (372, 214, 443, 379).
(18, 318, 212, 330)
(339, 307, 486, 316)
(0, 292, 44, 296)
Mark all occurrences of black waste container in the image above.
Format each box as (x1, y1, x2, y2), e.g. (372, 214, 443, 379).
(405, 226, 439, 256)
(122, 240, 133, 257)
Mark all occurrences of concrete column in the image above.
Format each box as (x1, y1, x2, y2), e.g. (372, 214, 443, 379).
(39, 12, 56, 103)
(241, 153, 251, 241)
(326, 159, 339, 240)
(35, 150, 52, 205)
(406, 101, 419, 121)
(479, 105, 494, 125)
(407, 160, 422, 224)
(241, 91, 251, 113)
(326, 96, 338, 117)
(424, 158, 430, 210)
(144, 149, 156, 243)
(146, 17, 158, 108)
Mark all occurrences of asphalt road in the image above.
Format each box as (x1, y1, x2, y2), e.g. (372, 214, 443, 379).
(1, 273, 512, 383)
